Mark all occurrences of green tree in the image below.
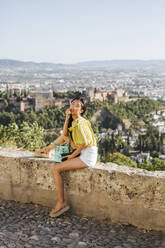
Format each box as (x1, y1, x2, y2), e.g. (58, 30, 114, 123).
(136, 126, 162, 155)
(98, 134, 124, 162)
(140, 158, 165, 171)
(104, 152, 137, 168)
(18, 122, 45, 151)
(0, 122, 46, 151)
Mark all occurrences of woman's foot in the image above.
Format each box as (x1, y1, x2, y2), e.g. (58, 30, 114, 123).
(49, 201, 69, 217)
(51, 201, 67, 213)
(35, 149, 49, 158)
(36, 147, 49, 154)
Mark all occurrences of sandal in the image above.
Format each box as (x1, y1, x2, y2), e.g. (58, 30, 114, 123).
(49, 205, 70, 218)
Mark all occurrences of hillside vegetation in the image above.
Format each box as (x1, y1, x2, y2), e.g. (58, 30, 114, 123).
(0, 97, 164, 171)
(0, 97, 163, 131)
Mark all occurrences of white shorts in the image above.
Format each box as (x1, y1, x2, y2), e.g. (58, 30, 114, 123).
(79, 146, 98, 167)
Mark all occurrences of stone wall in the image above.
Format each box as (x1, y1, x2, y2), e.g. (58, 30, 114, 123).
(0, 149, 165, 233)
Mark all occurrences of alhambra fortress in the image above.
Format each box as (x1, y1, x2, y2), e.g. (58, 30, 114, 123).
(0, 86, 129, 112)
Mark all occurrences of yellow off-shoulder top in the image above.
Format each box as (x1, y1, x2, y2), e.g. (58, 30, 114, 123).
(68, 119, 97, 147)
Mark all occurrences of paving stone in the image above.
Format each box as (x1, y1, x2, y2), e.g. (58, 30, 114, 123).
(51, 236, 61, 242)
(7, 243, 16, 248)
(0, 199, 165, 248)
(123, 244, 133, 248)
(77, 241, 88, 247)
(24, 245, 33, 248)
(113, 246, 123, 248)
(29, 235, 39, 240)
(63, 238, 73, 244)
(69, 232, 80, 239)
(15, 244, 24, 248)
(19, 236, 29, 242)
(127, 238, 137, 243)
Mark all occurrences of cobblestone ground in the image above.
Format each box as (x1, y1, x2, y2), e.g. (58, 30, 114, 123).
(0, 200, 165, 248)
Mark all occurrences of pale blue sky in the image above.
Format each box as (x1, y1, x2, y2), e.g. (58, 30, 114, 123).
(1, 0, 165, 63)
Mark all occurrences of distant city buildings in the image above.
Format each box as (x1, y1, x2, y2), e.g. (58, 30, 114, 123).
(86, 87, 129, 103)
(0, 88, 70, 112)
(0, 84, 130, 112)
(33, 91, 69, 112)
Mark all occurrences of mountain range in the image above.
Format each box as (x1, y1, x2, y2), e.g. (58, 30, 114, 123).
(1, 59, 165, 71)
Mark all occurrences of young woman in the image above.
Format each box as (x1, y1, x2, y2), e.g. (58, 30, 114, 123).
(36, 96, 97, 217)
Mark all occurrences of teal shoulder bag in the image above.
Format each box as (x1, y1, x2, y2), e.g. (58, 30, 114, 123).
(54, 134, 72, 162)
(53, 132, 80, 162)
(54, 143, 71, 162)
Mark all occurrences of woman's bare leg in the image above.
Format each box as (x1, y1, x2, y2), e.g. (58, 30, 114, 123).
(51, 157, 88, 213)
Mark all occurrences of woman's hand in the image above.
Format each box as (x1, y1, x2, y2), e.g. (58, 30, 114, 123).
(36, 146, 52, 154)
(62, 154, 73, 160)
(70, 140, 78, 149)
(65, 108, 71, 120)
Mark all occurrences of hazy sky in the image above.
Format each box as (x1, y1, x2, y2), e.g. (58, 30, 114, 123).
(1, 0, 165, 63)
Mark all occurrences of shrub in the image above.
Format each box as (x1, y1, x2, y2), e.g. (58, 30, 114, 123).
(18, 122, 45, 151)
(104, 152, 137, 168)
(0, 122, 45, 151)
(140, 158, 165, 171)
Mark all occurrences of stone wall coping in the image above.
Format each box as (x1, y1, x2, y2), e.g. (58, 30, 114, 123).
(0, 148, 165, 179)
